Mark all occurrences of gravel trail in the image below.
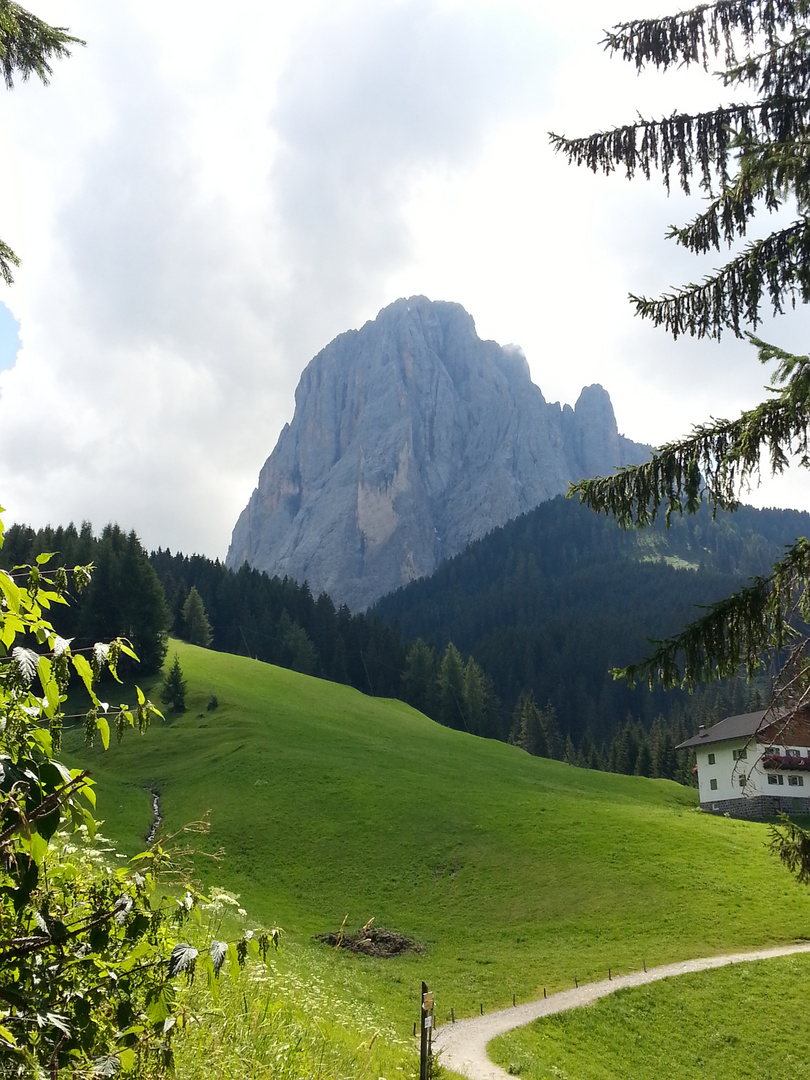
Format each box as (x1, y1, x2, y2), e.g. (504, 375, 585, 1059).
(432, 942, 810, 1079)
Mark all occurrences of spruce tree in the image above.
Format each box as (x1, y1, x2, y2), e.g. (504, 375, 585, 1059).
(401, 638, 437, 717)
(556, 0, 810, 873)
(0, 2, 83, 284)
(554, 0, 810, 691)
(437, 642, 466, 730)
(183, 585, 213, 647)
(463, 657, 488, 736)
(161, 654, 187, 713)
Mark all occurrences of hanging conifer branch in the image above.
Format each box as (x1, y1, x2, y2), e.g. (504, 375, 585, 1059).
(603, 0, 804, 73)
(564, 0, 810, 882)
(0, 1, 83, 90)
(724, 26, 810, 95)
(550, 98, 809, 197)
(0, 237, 19, 286)
(630, 218, 810, 337)
(561, 2, 810, 678)
(0, 3, 84, 285)
(572, 336, 810, 522)
(552, 1, 810, 336)
(669, 137, 810, 254)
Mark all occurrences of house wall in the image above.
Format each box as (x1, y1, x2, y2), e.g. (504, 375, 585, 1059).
(696, 741, 751, 803)
(697, 737, 810, 819)
(699, 794, 810, 819)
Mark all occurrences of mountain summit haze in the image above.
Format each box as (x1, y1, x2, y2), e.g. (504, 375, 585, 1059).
(226, 297, 649, 609)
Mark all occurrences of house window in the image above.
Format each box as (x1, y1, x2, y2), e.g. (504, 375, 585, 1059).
(766, 746, 780, 755)
(778, 774, 785, 786)
(738, 773, 747, 787)
(768, 774, 779, 785)
(787, 748, 801, 758)
(707, 753, 716, 765)
(733, 748, 747, 761)
(788, 775, 804, 787)
(710, 778, 718, 791)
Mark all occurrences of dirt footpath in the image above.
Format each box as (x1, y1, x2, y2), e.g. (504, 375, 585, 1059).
(432, 942, 810, 1080)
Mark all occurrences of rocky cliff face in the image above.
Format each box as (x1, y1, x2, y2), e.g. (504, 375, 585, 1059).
(227, 297, 649, 609)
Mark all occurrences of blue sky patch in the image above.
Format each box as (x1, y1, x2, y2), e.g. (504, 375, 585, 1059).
(0, 302, 20, 373)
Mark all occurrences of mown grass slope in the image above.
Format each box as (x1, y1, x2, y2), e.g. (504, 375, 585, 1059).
(64, 641, 810, 1038)
(490, 953, 810, 1079)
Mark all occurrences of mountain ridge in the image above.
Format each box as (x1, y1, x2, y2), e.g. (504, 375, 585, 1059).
(227, 296, 650, 608)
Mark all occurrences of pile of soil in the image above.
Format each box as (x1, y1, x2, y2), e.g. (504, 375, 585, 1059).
(314, 924, 425, 958)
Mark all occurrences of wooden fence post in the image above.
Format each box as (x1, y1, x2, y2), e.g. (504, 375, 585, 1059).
(419, 982, 431, 1080)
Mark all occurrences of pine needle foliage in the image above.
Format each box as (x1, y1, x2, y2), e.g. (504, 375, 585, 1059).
(0, 2, 84, 284)
(558, 0, 810, 879)
(550, 0, 810, 339)
(161, 654, 188, 713)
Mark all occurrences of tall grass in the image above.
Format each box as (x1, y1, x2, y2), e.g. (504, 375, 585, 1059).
(167, 892, 416, 1079)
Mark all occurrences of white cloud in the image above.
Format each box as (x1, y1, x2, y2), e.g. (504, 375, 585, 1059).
(0, 0, 806, 555)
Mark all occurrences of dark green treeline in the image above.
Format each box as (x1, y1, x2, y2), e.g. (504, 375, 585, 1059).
(5, 494, 804, 784)
(1, 522, 170, 674)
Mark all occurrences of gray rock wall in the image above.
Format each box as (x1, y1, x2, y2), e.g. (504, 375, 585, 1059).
(227, 296, 649, 609)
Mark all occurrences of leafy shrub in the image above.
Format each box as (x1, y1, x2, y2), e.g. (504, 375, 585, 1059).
(0, 515, 276, 1077)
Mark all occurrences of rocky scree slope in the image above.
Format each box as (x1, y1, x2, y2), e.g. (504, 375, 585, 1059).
(227, 297, 649, 610)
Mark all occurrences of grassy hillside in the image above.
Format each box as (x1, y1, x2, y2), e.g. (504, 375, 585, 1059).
(490, 953, 810, 1079)
(64, 641, 810, 1042)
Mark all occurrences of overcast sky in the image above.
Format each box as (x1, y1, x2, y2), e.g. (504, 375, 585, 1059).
(0, 0, 807, 558)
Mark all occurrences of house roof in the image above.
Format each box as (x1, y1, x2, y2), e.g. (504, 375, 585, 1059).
(676, 710, 767, 750)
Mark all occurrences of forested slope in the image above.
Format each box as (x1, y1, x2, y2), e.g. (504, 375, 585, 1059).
(372, 497, 810, 756)
(7, 498, 807, 781)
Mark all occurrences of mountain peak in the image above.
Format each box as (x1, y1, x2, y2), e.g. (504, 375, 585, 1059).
(227, 298, 648, 609)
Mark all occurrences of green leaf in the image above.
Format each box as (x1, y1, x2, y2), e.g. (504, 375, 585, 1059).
(0, 1024, 18, 1048)
(210, 940, 227, 975)
(44, 678, 61, 715)
(167, 943, 198, 979)
(96, 715, 110, 751)
(37, 653, 52, 691)
(28, 831, 49, 864)
(70, 802, 97, 839)
(118, 938, 153, 973)
(35, 552, 55, 565)
(29, 728, 54, 757)
(205, 957, 221, 1002)
(117, 1049, 137, 1073)
(1, 612, 24, 647)
(0, 569, 21, 613)
(72, 653, 95, 695)
(117, 1045, 136, 1071)
(144, 984, 175, 1027)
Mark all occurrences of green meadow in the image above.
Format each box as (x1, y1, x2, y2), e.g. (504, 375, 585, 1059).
(64, 641, 810, 1071)
(490, 953, 810, 1079)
